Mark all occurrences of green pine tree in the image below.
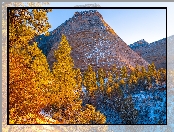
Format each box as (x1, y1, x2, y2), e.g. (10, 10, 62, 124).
(119, 96, 138, 124)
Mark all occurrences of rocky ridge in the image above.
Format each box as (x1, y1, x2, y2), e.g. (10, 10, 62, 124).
(34, 10, 149, 71)
(129, 38, 166, 69)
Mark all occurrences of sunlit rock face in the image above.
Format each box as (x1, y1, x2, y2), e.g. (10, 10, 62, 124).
(130, 38, 166, 69)
(35, 10, 149, 71)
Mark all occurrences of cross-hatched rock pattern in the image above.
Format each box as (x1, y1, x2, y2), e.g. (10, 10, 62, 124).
(129, 38, 166, 69)
(35, 10, 149, 71)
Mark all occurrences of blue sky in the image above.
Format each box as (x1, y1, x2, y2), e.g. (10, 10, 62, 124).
(46, 8, 166, 45)
(39, 2, 174, 45)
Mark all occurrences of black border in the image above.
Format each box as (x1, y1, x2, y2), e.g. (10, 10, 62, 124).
(7, 6, 167, 125)
(7, 7, 10, 125)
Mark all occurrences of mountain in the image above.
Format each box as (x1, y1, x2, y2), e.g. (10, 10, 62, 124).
(129, 39, 149, 50)
(129, 38, 166, 69)
(33, 10, 149, 71)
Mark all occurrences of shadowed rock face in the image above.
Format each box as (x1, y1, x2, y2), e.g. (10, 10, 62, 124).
(36, 10, 149, 71)
(130, 38, 166, 69)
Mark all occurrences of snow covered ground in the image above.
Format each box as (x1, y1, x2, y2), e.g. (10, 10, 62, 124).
(39, 82, 166, 124)
(132, 89, 166, 124)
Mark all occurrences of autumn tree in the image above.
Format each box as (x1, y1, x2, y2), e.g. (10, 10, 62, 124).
(9, 8, 51, 48)
(9, 43, 55, 124)
(9, 8, 52, 124)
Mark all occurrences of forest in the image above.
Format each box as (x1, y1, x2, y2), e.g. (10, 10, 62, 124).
(9, 8, 166, 124)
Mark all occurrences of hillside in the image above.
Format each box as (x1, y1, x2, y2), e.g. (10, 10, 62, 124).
(129, 38, 166, 69)
(32, 10, 149, 71)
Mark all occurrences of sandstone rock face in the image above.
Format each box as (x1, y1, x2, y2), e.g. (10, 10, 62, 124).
(130, 38, 166, 69)
(39, 10, 149, 71)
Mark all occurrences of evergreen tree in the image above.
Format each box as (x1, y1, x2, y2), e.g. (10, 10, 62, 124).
(83, 65, 98, 97)
(154, 69, 161, 85)
(147, 62, 157, 84)
(51, 34, 106, 124)
(140, 66, 148, 85)
(79, 104, 106, 124)
(134, 65, 140, 77)
(111, 65, 123, 98)
(75, 68, 83, 98)
(119, 78, 126, 88)
(106, 71, 113, 98)
(97, 68, 105, 93)
(120, 66, 128, 79)
(119, 96, 138, 124)
(161, 68, 166, 83)
(128, 72, 137, 93)
(158, 68, 166, 85)
(107, 71, 113, 85)
(51, 34, 82, 123)
(112, 64, 119, 80)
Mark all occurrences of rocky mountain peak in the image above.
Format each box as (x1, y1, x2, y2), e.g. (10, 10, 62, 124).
(130, 38, 166, 69)
(34, 10, 149, 71)
(129, 39, 149, 50)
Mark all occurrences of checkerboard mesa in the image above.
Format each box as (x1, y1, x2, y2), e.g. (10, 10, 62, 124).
(34, 10, 149, 71)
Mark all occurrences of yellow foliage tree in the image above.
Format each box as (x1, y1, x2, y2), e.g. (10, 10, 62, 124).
(83, 65, 98, 97)
(9, 7, 52, 124)
(51, 34, 82, 123)
(9, 8, 51, 48)
(147, 62, 157, 84)
(51, 34, 106, 124)
(106, 71, 113, 97)
(9, 42, 53, 124)
(112, 64, 119, 82)
(97, 68, 105, 92)
(159, 68, 166, 84)
(120, 66, 128, 79)
(139, 66, 149, 88)
(75, 68, 84, 98)
(79, 104, 106, 124)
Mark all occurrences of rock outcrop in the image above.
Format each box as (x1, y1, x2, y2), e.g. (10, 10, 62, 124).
(130, 38, 166, 69)
(34, 10, 149, 71)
